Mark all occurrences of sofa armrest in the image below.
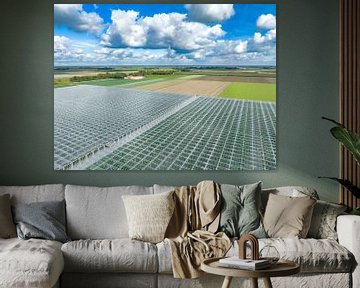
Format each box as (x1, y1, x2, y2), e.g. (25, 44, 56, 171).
(337, 215, 360, 288)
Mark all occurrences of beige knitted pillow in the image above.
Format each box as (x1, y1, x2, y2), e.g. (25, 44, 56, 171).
(122, 191, 175, 243)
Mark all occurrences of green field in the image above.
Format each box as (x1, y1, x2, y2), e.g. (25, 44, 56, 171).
(219, 82, 276, 102)
(54, 73, 190, 88)
(78, 78, 146, 86)
(78, 74, 188, 86)
(54, 78, 76, 88)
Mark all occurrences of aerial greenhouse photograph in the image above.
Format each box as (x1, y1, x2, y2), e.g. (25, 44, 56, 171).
(54, 3, 276, 171)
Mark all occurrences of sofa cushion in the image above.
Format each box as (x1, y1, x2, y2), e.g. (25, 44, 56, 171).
(157, 238, 353, 274)
(0, 238, 64, 288)
(233, 238, 353, 273)
(0, 194, 16, 238)
(157, 240, 173, 274)
(0, 184, 65, 204)
(153, 184, 176, 194)
(65, 185, 153, 239)
(261, 238, 354, 273)
(61, 239, 158, 273)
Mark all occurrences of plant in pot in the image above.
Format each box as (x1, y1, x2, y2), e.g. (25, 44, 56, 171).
(320, 117, 360, 215)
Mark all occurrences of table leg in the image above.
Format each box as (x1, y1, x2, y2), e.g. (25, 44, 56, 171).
(263, 277, 273, 288)
(221, 276, 233, 288)
(251, 278, 258, 288)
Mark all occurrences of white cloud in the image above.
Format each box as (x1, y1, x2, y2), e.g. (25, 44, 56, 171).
(54, 7, 276, 66)
(101, 10, 147, 47)
(184, 23, 224, 49)
(234, 41, 248, 53)
(166, 46, 177, 58)
(54, 35, 87, 63)
(253, 29, 276, 44)
(253, 32, 264, 44)
(185, 4, 235, 23)
(101, 10, 225, 51)
(54, 4, 104, 35)
(54, 35, 274, 66)
(93, 47, 134, 59)
(185, 39, 248, 60)
(267, 29, 276, 40)
(239, 28, 276, 65)
(54, 35, 189, 66)
(54, 35, 71, 54)
(93, 46, 180, 64)
(184, 29, 275, 65)
(256, 14, 276, 30)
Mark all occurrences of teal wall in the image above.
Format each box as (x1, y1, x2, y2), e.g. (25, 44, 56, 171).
(0, 0, 340, 202)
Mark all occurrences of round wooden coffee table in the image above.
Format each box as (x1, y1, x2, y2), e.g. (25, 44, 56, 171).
(201, 257, 300, 288)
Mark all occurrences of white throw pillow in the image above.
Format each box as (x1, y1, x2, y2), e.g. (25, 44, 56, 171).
(122, 191, 175, 243)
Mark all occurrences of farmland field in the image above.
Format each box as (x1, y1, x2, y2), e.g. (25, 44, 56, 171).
(53, 72, 190, 88)
(197, 75, 275, 84)
(76, 78, 146, 86)
(136, 79, 231, 97)
(219, 82, 276, 102)
(54, 67, 276, 101)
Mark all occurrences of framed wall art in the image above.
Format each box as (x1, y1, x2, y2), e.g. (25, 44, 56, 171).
(54, 3, 276, 171)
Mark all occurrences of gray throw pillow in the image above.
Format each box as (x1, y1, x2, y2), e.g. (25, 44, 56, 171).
(12, 200, 70, 243)
(218, 182, 266, 238)
(0, 194, 16, 238)
(307, 200, 347, 240)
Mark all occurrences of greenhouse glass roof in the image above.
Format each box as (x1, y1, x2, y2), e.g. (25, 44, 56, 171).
(54, 85, 276, 170)
(54, 85, 190, 169)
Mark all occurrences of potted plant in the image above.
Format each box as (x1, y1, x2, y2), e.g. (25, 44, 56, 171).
(320, 117, 360, 215)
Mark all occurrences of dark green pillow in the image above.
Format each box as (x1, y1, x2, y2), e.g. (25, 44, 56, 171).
(12, 200, 70, 243)
(218, 182, 266, 238)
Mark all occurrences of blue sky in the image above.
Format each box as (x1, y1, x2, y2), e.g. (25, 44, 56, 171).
(54, 4, 276, 66)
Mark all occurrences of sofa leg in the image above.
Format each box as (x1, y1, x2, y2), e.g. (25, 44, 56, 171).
(221, 276, 232, 288)
(263, 277, 273, 288)
(251, 278, 258, 288)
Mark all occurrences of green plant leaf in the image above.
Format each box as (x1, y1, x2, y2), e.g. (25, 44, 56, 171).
(330, 127, 360, 165)
(351, 208, 360, 215)
(322, 117, 360, 165)
(318, 177, 360, 198)
(322, 116, 344, 127)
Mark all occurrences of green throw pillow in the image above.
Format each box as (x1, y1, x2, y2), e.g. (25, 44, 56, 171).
(218, 182, 266, 238)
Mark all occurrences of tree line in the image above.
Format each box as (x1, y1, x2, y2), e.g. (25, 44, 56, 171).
(70, 69, 177, 82)
(70, 72, 127, 82)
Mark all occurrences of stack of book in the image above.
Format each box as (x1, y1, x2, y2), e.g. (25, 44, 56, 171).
(218, 257, 271, 270)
